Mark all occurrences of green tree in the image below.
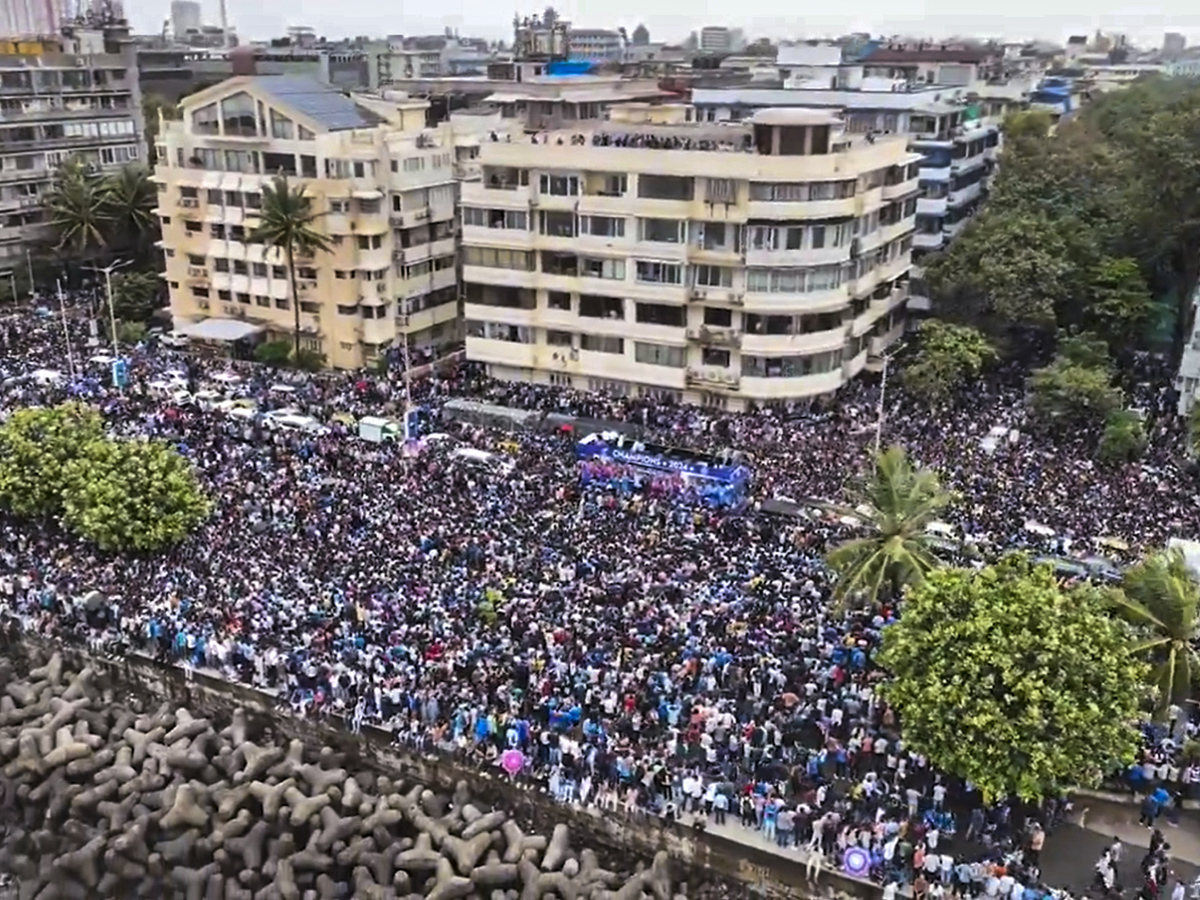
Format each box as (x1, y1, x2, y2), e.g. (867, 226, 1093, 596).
(1002, 109, 1054, 144)
(109, 270, 161, 322)
(825, 446, 949, 609)
(902, 320, 995, 401)
(0, 403, 104, 517)
(250, 176, 332, 360)
(1112, 548, 1200, 717)
(254, 339, 293, 367)
(292, 348, 326, 371)
(60, 438, 209, 552)
(117, 321, 148, 345)
(142, 93, 179, 164)
(878, 556, 1145, 802)
(1029, 354, 1123, 425)
(102, 165, 158, 261)
(44, 159, 110, 259)
(1189, 404, 1200, 458)
(1098, 409, 1148, 465)
(1083, 256, 1154, 348)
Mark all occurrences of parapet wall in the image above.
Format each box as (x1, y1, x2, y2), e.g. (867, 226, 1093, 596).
(0, 630, 884, 900)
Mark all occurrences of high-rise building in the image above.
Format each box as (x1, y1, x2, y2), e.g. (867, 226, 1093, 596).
(156, 75, 459, 369)
(699, 26, 733, 54)
(461, 108, 918, 410)
(0, 0, 61, 37)
(0, 27, 143, 272)
(1163, 32, 1187, 60)
(567, 28, 623, 64)
(170, 0, 202, 38)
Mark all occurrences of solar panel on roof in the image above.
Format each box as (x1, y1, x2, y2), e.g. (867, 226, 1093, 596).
(247, 75, 378, 131)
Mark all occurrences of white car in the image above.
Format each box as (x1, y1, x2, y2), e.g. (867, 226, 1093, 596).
(159, 332, 189, 349)
(88, 354, 116, 367)
(210, 371, 242, 385)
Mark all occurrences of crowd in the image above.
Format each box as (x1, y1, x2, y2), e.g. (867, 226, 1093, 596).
(0, 304, 1197, 900)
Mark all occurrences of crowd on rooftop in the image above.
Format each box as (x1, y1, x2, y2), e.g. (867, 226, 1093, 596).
(0, 299, 1197, 899)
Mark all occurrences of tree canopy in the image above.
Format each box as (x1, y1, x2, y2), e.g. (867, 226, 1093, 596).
(0, 403, 208, 552)
(1112, 549, 1200, 717)
(878, 556, 1146, 802)
(902, 320, 995, 402)
(43, 160, 160, 267)
(923, 77, 1200, 356)
(1029, 333, 1124, 426)
(826, 446, 949, 609)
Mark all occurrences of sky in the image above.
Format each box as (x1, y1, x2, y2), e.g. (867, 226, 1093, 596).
(133, 0, 1200, 48)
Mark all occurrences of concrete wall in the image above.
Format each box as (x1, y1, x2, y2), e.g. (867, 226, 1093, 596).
(0, 629, 884, 900)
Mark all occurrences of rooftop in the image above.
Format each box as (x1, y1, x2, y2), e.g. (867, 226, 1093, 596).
(861, 46, 992, 65)
(247, 74, 383, 131)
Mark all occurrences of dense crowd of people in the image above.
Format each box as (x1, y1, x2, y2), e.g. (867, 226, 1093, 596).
(0, 301, 1197, 899)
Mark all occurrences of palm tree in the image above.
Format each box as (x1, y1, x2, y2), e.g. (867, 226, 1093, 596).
(1111, 548, 1200, 719)
(44, 158, 110, 259)
(825, 445, 950, 609)
(102, 165, 158, 260)
(249, 175, 332, 360)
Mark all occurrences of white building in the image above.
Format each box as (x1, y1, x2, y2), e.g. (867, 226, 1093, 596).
(155, 75, 460, 369)
(568, 29, 624, 64)
(170, 0, 202, 38)
(699, 26, 733, 54)
(461, 107, 919, 410)
(0, 0, 60, 38)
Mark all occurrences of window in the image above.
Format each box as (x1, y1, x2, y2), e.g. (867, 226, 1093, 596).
(748, 226, 778, 251)
(541, 252, 578, 276)
(707, 178, 736, 203)
(811, 225, 826, 250)
(580, 334, 623, 354)
(539, 173, 579, 196)
(402, 157, 425, 172)
(546, 329, 574, 346)
(210, 224, 225, 239)
(329, 198, 350, 214)
(262, 152, 296, 176)
(593, 173, 626, 197)
(463, 246, 535, 270)
(579, 257, 624, 280)
(462, 207, 527, 230)
(220, 92, 257, 137)
(639, 218, 683, 243)
(206, 189, 223, 205)
(637, 174, 693, 201)
(191, 287, 209, 298)
(701, 347, 731, 367)
(337, 304, 359, 316)
(356, 234, 383, 250)
(270, 109, 294, 139)
(635, 261, 682, 285)
(185, 221, 202, 234)
(187, 253, 205, 266)
(255, 296, 270, 307)
(580, 215, 624, 238)
(191, 102, 219, 135)
(298, 125, 315, 140)
(232, 260, 248, 276)
(272, 266, 286, 279)
(704, 307, 732, 327)
(540, 210, 576, 237)
(742, 350, 843, 377)
(635, 342, 685, 367)
(635, 303, 685, 327)
(693, 265, 733, 288)
(785, 227, 803, 250)
(547, 291, 571, 310)
(252, 262, 268, 277)
(579, 295, 625, 319)
(300, 155, 317, 178)
(465, 285, 535, 309)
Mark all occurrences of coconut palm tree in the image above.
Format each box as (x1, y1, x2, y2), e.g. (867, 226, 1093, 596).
(1111, 548, 1200, 719)
(103, 165, 158, 261)
(44, 158, 110, 260)
(249, 175, 332, 360)
(825, 445, 950, 609)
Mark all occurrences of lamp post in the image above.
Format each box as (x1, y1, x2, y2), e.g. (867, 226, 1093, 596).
(873, 342, 907, 456)
(82, 259, 134, 388)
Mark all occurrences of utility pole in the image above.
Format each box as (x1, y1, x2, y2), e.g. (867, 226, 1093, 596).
(82, 259, 133, 389)
(400, 296, 414, 441)
(24, 247, 34, 302)
(873, 342, 906, 456)
(56, 279, 76, 383)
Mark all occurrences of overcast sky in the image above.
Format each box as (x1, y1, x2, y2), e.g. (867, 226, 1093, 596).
(134, 0, 1200, 48)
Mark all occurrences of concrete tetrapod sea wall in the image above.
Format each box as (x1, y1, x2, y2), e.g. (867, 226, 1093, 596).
(0, 631, 887, 900)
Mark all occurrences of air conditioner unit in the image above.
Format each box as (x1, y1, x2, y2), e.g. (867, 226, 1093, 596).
(691, 289, 708, 301)
(179, 197, 199, 208)
(197, 300, 210, 310)
(415, 209, 430, 220)
(730, 293, 744, 306)
(686, 328, 702, 340)
(723, 374, 738, 385)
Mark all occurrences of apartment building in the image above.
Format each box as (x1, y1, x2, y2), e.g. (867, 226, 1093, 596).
(155, 75, 459, 369)
(0, 27, 143, 270)
(461, 108, 919, 411)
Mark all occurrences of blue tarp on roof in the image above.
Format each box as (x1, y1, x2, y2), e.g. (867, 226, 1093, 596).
(548, 60, 594, 75)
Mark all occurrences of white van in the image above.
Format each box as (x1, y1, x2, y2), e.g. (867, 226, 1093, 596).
(269, 413, 326, 435)
(359, 416, 401, 443)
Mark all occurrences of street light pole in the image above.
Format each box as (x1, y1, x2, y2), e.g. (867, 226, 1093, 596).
(82, 259, 133, 389)
(56, 279, 76, 383)
(873, 342, 906, 456)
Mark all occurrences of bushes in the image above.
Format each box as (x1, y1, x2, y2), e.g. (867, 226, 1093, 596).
(0, 403, 208, 552)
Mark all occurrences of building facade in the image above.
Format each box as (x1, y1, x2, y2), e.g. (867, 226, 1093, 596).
(699, 27, 733, 54)
(0, 0, 60, 38)
(155, 75, 459, 369)
(461, 109, 919, 410)
(567, 29, 623, 64)
(170, 0, 202, 39)
(0, 27, 143, 271)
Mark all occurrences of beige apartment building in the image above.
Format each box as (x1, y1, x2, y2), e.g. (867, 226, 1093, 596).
(461, 108, 920, 410)
(155, 75, 458, 370)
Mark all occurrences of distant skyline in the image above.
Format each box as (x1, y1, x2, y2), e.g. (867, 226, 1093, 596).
(130, 0, 1200, 48)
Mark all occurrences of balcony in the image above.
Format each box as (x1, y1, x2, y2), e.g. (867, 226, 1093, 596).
(361, 315, 397, 346)
(686, 325, 742, 348)
(389, 206, 432, 229)
(916, 196, 948, 217)
(882, 175, 920, 201)
(687, 287, 743, 306)
(461, 180, 532, 209)
(950, 154, 987, 176)
(740, 369, 844, 399)
(913, 231, 945, 251)
(179, 197, 200, 209)
(746, 197, 856, 221)
(869, 320, 906, 357)
(461, 225, 535, 252)
(393, 236, 456, 265)
(685, 367, 740, 391)
(917, 166, 950, 183)
(745, 245, 849, 269)
(947, 181, 983, 208)
(741, 327, 845, 356)
(742, 285, 849, 315)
